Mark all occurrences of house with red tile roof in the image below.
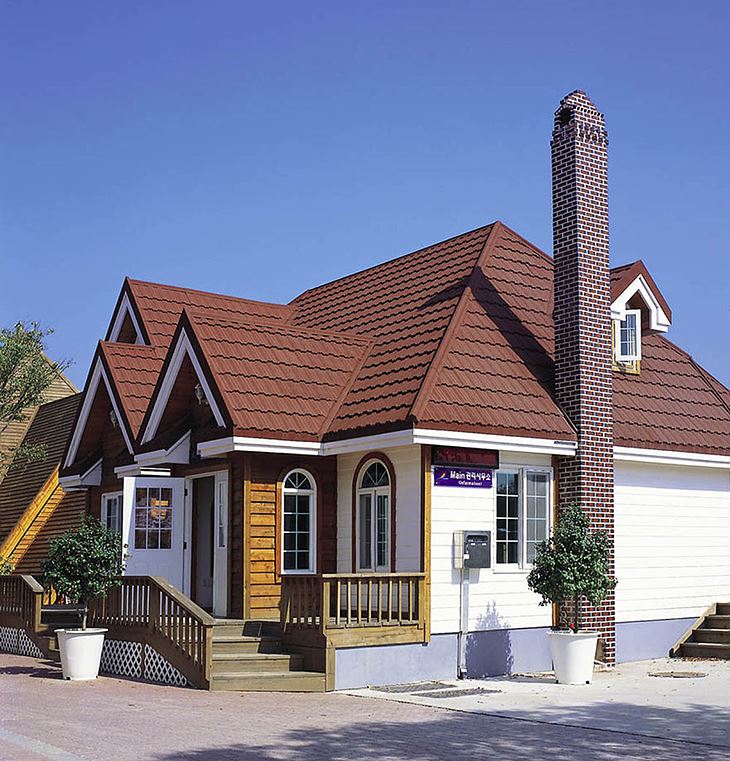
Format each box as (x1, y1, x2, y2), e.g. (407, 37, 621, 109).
(45, 91, 730, 690)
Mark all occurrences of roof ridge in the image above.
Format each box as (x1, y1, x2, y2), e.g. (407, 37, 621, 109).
(126, 277, 289, 311)
(288, 223, 496, 306)
(408, 222, 504, 423)
(185, 307, 373, 347)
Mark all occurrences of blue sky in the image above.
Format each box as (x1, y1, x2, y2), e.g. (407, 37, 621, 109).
(1, 1, 728, 388)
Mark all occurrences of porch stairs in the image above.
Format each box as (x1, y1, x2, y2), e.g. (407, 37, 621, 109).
(37, 609, 327, 691)
(209, 619, 327, 692)
(671, 603, 730, 660)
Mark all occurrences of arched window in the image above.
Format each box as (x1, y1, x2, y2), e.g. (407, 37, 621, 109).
(282, 470, 316, 573)
(357, 460, 391, 571)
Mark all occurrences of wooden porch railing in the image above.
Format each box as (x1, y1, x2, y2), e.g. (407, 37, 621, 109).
(88, 576, 216, 688)
(0, 574, 43, 633)
(281, 572, 426, 648)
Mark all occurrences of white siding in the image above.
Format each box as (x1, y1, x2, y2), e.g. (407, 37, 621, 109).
(431, 451, 553, 635)
(336, 445, 422, 573)
(615, 462, 730, 623)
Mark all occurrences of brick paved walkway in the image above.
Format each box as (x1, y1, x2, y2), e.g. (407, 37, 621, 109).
(0, 654, 725, 760)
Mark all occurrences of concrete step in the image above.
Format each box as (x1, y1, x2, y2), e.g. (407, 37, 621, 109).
(211, 635, 283, 655)
(211, 652, 304, 676)
(209, 670, 326, 692)
(705, 615, 730, 630)
(694, 628, 730, 645)
(715, 603, 730, 616)
(680, 642, 730, 659)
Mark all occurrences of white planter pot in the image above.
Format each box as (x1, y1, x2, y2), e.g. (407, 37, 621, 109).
(57, 628, 107, 681)
(548, 629, 598, 685)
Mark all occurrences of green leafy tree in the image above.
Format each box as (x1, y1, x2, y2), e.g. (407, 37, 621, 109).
(42, 516, 125, 629)
(0, 322, 70, 475)
(527, 503, 617, 632)
(0, 556, 14, 575)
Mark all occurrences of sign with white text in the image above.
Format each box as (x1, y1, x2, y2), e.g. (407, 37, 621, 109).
(433, 466, 493, 489)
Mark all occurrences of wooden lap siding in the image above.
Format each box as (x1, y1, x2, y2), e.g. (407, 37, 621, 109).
(240, 453, 337, 621)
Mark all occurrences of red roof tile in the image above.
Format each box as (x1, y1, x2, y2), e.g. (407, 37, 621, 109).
(186, 311, 371, 441)
(289, 225, 493, 437)
(126, 279, 292, 349)
(100, 343, 165, 437)
(614, 336, 730, 455)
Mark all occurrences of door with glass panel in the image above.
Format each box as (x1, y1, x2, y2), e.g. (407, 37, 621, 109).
(122, 477, 185, 589)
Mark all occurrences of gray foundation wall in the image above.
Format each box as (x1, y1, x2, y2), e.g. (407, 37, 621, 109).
(464, 626, 552, 677)
(616, 618, 694, 663)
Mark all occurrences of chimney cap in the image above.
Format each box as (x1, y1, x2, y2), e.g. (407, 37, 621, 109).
(553, 90, 607, 142)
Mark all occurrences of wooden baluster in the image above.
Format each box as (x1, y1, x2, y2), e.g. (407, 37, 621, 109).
(357, 578, 362, 624)
(398, 579, 403, 623)
(367, 579, 373, 624)
(409, 578, 414, 622)
(335, 580, 341, 626)
(346, 579, 352, 626)
(387, 579, 393, 624)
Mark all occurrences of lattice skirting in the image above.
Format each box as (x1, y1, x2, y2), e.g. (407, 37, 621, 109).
(0, 626, 45, 659)
(99, 638, 189, 687)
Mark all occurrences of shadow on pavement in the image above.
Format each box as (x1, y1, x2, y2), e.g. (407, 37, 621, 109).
(150, 701, 729, 761)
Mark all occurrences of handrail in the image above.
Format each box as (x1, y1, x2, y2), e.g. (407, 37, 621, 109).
(281, 572, 425, 636)
(0, 574, 43, 633)
(88, 575, 215, 688)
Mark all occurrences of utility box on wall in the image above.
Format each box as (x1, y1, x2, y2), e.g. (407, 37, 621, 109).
(453, 530, 492, 569)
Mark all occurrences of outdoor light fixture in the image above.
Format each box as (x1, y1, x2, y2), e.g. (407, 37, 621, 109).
(194, 382, 208, 406)
(109, 409, 118, 428)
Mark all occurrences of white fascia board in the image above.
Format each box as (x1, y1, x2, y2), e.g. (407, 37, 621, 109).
(614, 445, 730, 470)
(135, 431, 191, 467)
(197, 428, 580, 459)
(611, 275, 671, 332)
(114, 463, 173, 478)
(321, 429, 416, 455)
(108, 291, 145, 344)
(141, 329, 226, 445)
(197, 435, 322, 458)
(59, 458, 103, 490)
(64, 360, 134, 468)
(412, 428, 578, 456)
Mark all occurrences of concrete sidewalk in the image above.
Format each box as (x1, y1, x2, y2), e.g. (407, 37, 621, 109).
(350, 658, 730, 749)
(0, 653, 727, 760)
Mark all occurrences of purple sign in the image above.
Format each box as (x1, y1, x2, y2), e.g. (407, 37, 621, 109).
(433, 466, 493, 489)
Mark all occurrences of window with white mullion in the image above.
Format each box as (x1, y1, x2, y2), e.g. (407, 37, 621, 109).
(101, 492, 122, 535)
(617, 309, 641, 361)
(525, 471, 550, 563)
(282, 470, 316, 573)
(357, 461, 391, 572)
(496, 470, 520, 565)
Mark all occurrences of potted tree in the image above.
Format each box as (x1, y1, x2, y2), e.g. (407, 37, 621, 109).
(42, 516, 125, 681)
(527, 503, 616, 685)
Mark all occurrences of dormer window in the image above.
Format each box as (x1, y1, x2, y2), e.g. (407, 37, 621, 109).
(617, 310, 641, 362)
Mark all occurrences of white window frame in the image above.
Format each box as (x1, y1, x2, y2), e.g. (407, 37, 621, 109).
(281, 469, 317, 575)
(356, 459, 392, 573)
(494, 466, 553, 572)
(616, 309, 641, 362)
(101, 491, 123, 535)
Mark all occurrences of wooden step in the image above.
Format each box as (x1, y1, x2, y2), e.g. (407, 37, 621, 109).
(211, 635, 282, 655)
(680, 642, 730, 659)
(715, 603, 730, 616)
(705, 615, 730, 630)
(211, 652, 304, 676)
(209, 670, 326, 692)
(694, 628, 730, 645)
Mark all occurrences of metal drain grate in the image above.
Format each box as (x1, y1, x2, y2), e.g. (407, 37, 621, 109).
(374, 681, 454, 693)
(649, 671, 707, 679)
(417, 687, 501, 699)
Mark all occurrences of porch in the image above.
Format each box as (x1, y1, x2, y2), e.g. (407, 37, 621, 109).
(0, 569, 427, 691)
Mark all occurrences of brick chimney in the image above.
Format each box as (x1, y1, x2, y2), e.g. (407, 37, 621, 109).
(551, 91, 615, 662)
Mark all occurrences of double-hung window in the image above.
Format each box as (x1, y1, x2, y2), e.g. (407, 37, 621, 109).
(282, 470, 316, 573)
(495, 469, 551, 568)
(357, 461, 391, 571)
(101, 492, 122, 535)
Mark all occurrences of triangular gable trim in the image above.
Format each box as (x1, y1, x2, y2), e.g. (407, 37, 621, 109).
(611, 273, 671, 332)
(140, 328, 226, 445)
(107, 290, 146, 344)
(63, 357, 135, 468)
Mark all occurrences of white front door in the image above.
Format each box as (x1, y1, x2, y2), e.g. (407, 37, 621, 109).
(212, 472, 229, 617)
(122, 477, 185, 590)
